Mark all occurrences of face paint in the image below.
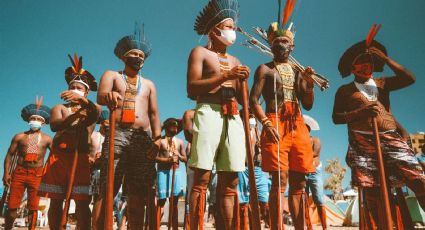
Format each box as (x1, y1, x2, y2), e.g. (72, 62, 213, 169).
(29, 120, 42, 131)
(71, 89, 86, 97)
(352, 63, 374, 79)
(271, 43, 292, 59)
(218, 29, 237, 46)
(125, 56, 144, 71)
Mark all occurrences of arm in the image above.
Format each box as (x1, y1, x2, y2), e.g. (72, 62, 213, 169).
(187, 47, 227, 99)
(249, 65, 267, 122)
(3, 135, 19, 187)
(369, 47, 415, 91)
(332, 87, 379, 124)
(297, 70, 314, 111)
(80, 101, 101, 127)
(311, 137, 321, 159)
(148, 81, 161, 140)
(97, 71, 123, 109)
(250, 65, 279, 143)
(178, 139, 187, 163)
(182, 110, 194, 143)
(49, 105, 81, 132)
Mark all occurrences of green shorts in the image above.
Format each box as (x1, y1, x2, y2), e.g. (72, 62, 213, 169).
(188, 103, 246, 172)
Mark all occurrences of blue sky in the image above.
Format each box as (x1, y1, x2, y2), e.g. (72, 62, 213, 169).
(1, 0, 424, 189)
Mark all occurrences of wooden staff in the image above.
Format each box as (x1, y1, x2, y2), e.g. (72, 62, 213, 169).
(358, 187, 367, 230)
(60, 125, 81, 229)
(168, 163, 177, 230)
(371, 117, 392, 230)
(105, 109, 116, 230)
(240, 78, 262, 230)
(0, 153, 19, 216)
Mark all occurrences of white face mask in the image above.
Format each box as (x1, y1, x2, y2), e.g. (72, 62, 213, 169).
(71, 89, 85, 97)
(218, 29, 236, 46)
(29, 120, 42, 131)
(249, 118, 257, 128)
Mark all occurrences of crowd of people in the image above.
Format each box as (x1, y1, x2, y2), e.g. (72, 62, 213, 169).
(2, 0, 425, 229)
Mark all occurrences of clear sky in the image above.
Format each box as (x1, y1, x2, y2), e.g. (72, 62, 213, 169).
(1, 0, 424, 189)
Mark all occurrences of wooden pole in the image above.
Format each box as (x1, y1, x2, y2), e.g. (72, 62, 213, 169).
(0, 154, 19, 216)
(168, 163, 177, 230)
(240, 79, 262, 230)
(371, 117, 393, 230)
(60, 125, 81, 229)
(105, 109, 116, 230)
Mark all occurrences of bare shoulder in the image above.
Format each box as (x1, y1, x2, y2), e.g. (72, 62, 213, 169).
(183, 109, 195, 119)
(142, 78, 156, 92)
(51, 104, 66, 113)
(336, 82, 354, 95)
(101, 70, 121, 79)
(41, 132, 52, 140)
(12, 132, 26, 142)
(190, 46, 207, 57)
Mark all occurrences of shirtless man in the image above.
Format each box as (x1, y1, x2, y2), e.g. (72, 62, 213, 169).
(155, 118, 187, 229)
(333, 26, 425, 228)
(38, 54, 100, 230)
(90, 110, 108, 227)
(3, 102, 52, 230)
(249, 20, 316, 230)
(303, 115, 327, 229)
(187, 0, 250, 229)
(96, 24, 161, 229)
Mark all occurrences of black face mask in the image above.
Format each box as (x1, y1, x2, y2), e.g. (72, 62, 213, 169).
(125, 57, 144, 71)
(271, 44, 292, 59)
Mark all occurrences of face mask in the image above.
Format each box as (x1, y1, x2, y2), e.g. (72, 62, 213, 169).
(71, 89, 86, 97)
(218, 29, 236, 46)
(29, 121, 42, 131)
(271, 43, 292, 58)
(125, 56, 144, 71)
(249, 118, 257, 128)
(352, 63, 374, 79)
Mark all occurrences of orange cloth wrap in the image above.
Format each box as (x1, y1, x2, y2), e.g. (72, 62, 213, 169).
(121, 109, 136, 124)
(261, 102, 315, 173)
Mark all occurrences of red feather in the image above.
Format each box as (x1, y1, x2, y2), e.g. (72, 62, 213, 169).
(73, 53, 80, 72)
(35, 96, 43, 111)
(365, 24, 381, 47)
(282, 0, 296, 29)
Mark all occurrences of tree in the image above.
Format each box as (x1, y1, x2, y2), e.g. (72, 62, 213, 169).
(324, 158, 347, 201)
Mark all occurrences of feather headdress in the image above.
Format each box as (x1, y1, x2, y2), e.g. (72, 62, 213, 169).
(194, 0, 240, 35)
(65, 53, 97, 91)
(267, 0, 296, 45)
(114, 22, 152, 59)
(338, 24, 387, 77)
(21, 96, 51, 124)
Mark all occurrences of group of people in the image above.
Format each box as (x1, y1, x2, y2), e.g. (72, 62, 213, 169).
(2, 0, 425, 229)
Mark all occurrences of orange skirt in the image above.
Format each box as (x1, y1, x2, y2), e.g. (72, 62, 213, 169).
(261, 110, 315, 173)
(38, 147, 90, 200)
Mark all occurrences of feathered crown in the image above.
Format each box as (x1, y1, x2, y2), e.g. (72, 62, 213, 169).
(194, 0, 240, 35)
(338, 24, 387, 77)
(114, 22, 152, 59)
(21, 96, 51, 124)
(65, 53, 98, 91)
(267, 0, 296, 45)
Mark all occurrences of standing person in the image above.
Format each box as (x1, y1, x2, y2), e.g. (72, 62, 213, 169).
(249, 1, 317, 228)
(187, 0, 251, 229)
(303, 115, 327, 229)
(96, 23, 161, 229)
(155, 118, 187, 229)
(182, 109, 195, 229)
(90, 110, 108, 227)
(38, 54, 100, 230)
(3, 100, 52, 230)
(332, 24, 425, 227)
(237, 111, 272, 229)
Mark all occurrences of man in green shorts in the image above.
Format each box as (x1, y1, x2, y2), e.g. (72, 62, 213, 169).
(186, 0, 250, 229)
